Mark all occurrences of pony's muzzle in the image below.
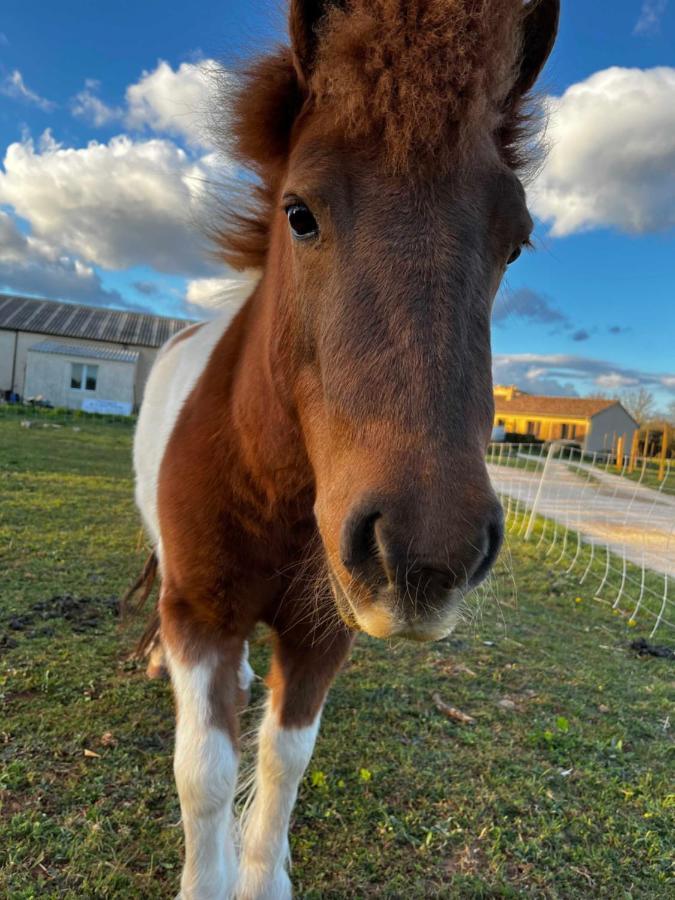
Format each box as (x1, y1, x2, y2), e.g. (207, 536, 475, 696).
(337, 497, 504, 636)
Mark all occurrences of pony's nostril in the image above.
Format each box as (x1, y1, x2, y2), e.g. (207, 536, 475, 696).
(340, 507, 382, 574)
(469, 507, 504, 587)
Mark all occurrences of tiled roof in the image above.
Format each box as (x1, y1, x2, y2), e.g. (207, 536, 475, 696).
(0, 293, 194, 348)
(28, 341, 140, 364)
(495, 393, 619, 420)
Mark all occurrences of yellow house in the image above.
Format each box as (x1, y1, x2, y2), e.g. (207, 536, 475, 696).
(493, 385, 638, 453)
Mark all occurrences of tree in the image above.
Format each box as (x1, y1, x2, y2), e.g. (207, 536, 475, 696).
(587, 391, 616, 400)
(620, 388, 656, 425)
(667, 399, 675, 427)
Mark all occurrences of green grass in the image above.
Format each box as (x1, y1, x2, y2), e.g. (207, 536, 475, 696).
(503, 499, 672, 642)
(574, 452, 673, 495)
(489, 442, 674, 496)
(1, 416, 673, 898)
(601, 460, 674, 495)
(564, 464, 604, 487)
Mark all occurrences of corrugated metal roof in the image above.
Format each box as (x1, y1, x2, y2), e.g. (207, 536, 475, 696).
(28, 341, 140, 363)
(0, 293, 194, 348)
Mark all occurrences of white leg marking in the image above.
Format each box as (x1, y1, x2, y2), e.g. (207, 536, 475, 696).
(167, 647, 239, 900)
(237, 700, 321, 900)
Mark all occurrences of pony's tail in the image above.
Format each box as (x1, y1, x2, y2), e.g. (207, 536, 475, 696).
(120, 550, 161, 661)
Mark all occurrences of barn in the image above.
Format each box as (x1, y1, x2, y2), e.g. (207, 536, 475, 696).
(0, 294, 193, 414)
(493, 385, 638, 454)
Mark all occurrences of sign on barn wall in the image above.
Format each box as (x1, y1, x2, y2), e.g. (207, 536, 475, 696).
(82, 398, 133, 416)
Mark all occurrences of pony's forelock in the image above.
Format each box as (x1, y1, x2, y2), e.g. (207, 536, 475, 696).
(214, 0, 543, 268)
(311, 0, 525, 173)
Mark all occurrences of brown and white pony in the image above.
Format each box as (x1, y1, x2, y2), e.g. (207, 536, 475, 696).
(132, 1, 559, 896)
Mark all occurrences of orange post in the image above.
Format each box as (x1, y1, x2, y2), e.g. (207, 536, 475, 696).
(659, 424, 669, 481)
(616, 435, 625, 471)
(628, 429, 639, 474)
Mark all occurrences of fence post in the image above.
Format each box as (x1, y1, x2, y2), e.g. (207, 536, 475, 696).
(616, 435, 625, 471)
(524, 441, 559, 541)
(629, 429, 639, 474)
(659, 424, 669, 482)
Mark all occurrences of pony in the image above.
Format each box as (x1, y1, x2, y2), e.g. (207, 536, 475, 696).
(131, 1, 559, 896)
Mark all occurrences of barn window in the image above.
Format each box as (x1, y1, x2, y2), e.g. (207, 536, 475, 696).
(85, 366, 98, 391)
(71, 363, 98, 391)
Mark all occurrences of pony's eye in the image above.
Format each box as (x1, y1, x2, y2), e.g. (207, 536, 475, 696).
(507, 246, 522, 265)
(286, 204, 319, 240)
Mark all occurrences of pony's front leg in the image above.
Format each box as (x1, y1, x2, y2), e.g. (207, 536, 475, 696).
(237, 624, 354, 900)
(164, 623, 245, 900)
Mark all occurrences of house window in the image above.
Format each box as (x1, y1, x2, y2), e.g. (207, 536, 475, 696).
(560, 423, 569, 439)
(71, 363, 98, 391)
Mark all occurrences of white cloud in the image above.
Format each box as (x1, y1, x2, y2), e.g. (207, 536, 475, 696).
(69, 61, 224, 148)
(0, 211, 126, 307)
(529, 67, 675, 235)
(493, 353, 675, 398)
(125, 60, 217, 148)
(595, 373, 640, 390)
(185, 271, 260, 314)
(71, 79, 122, 126)
(0, 69, 56, 112)
(0, 210, 27, 256)
(634, 0, 668, 35)
(0, 132, 223, 276)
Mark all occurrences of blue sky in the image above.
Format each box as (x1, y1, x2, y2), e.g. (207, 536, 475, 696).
(0, 1, 674, 409)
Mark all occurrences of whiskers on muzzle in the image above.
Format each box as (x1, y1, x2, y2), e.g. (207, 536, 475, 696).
(453, 536, 517, 637)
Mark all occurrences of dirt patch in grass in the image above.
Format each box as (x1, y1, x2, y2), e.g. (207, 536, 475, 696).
(1, 595, 119, 644)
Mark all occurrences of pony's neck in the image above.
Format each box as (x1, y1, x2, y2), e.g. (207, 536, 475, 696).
(228, 275, 314, 519)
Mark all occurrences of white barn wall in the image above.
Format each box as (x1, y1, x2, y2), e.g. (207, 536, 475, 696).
(586, 404, 638, 454)
(2, 330, 167, 407)
(24, 350, 137, 411)
(135, 347, 162, 405)
(0, 295, 201, 408)
(0, 331, 16, 393)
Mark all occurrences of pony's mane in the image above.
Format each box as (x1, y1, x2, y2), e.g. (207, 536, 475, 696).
(215, 0, 541, 271)
(312, 0, 524, 172)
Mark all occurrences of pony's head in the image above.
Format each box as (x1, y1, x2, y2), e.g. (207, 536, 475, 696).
(221, 0, 559, 640)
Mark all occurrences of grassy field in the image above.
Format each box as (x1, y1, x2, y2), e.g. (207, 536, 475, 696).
(488, 443, 674, 496)
(598, 459, 675, 495)
(1, 411, 673, 898)
(574, 452, 673, 495)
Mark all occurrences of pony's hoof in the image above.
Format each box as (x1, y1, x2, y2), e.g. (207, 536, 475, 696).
(146, 661, 169, 680)
(146, 640, 168, 680)
(236, 868, 292, 900)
